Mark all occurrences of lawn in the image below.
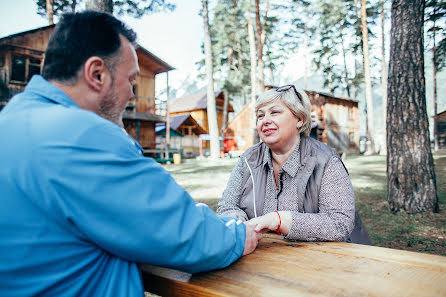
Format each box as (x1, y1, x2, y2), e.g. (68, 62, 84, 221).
(163, 151, 446, 256)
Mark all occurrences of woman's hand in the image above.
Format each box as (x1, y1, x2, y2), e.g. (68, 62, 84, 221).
(246, 211, 291, 235)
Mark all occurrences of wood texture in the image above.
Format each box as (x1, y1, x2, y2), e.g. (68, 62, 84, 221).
(142, 233, 446, 296)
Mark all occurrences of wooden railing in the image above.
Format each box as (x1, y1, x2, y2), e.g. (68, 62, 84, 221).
(125, 96, 167, 117)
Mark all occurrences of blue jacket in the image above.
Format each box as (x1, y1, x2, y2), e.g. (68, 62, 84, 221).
(0, 76, 245, 296)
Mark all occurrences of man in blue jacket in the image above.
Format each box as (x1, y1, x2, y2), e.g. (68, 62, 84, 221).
(0, 11, 261, 296)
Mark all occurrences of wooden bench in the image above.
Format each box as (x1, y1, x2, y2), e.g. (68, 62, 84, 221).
(142, 233, 446, 296)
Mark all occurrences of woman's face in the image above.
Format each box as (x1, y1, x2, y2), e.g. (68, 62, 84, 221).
(256, 99, 303, 152)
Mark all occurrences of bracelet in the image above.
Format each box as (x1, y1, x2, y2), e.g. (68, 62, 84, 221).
(275, 211, 281, 234)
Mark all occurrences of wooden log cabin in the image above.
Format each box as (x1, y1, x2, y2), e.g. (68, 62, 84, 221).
(156, 114, 207, 158)
(0, 25, 173, 150)
(224, 90, 360, 155)
(169, 90, 234, 153)
(436, 110, 446, 150)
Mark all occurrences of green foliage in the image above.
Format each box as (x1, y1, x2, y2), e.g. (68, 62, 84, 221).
(113, 0, 175, 18)
(35, 0, 78, 17)
(196, 0, 283, 108)
(425, 0, 446, 70)
(35, 0, 176, 19)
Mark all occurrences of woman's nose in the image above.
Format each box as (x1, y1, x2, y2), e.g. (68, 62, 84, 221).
(262, 114, 271, 124)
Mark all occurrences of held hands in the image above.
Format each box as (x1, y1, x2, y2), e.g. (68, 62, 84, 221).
(242, 211, 291, 256)
(242, 222, 263, 255)
(246, 211, 291, 235)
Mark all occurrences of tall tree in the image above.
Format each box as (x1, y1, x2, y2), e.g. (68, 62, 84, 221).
(248, 7, 257, 105)
(361, 0, 375, 154)
(387, 0, 438, 213)
(380, 0, 388, 154)
(425, 0, 446, 151)
(86, 0, 113, 13)
(248, 5, 258, 142)
(254, 0, 269, 92)
(202, 0, 220, 159)
(46, 0, 54, 24)
(280, 0, 312, 89)
(36, 0, 78, 21)
(312, 0, 348, 95)
(36, 0, 175, 19)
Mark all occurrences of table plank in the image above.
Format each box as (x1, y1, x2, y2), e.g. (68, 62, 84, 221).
(142, 233, 446, 297)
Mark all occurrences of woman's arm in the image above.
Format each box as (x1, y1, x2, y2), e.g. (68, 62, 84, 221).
(216, 157, 249, 221)
(247, 157, 355, 241)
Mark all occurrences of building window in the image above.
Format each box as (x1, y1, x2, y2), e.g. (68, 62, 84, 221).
(11, 55, 41, 83)
(28, 58, 41, 81)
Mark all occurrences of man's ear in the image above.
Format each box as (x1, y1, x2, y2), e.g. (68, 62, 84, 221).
(83, 56, 109, 92)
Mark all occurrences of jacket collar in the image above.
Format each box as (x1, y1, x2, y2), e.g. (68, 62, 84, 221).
(259, 136, 318, 177)
(25, 75, 80, 109)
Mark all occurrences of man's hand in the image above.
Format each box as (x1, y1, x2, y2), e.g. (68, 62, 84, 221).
(242, 222, 262, 255)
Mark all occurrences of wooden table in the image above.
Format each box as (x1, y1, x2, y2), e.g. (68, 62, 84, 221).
(141, 233, 446, 296)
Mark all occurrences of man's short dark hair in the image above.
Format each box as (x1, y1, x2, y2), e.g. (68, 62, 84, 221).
(42, 11, 137, 82)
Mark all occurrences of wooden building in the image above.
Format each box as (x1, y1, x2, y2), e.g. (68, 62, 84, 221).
(0, 25, 173, 150)
(224, 90, 360, 155)
(0, 25, 55, 108)
(169, 90, 233, 151)
(156, 113, 207, 158)
(436, 110, 446, 150)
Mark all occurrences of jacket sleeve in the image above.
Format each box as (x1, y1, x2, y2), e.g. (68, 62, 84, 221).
(216, 157, 249, 221)
(33, 121, 246, 274)
(285, 157, 355, 241)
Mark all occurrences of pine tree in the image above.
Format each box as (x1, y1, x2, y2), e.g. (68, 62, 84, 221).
(425, 0, 446, 151)
(35, 0, 175, 21)
(387, 0, 438, 213)
(202, 0, 221, 159)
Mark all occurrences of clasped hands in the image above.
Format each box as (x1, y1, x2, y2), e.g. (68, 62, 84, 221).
(236, 211, 290, 235)
(240, 211, 290, 255)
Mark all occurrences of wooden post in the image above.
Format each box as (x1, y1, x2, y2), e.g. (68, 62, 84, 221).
(165, 72, 170, 159)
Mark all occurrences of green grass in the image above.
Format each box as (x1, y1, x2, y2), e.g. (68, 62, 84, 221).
(164, 152, 446, 256)
(345, 152, 446, 255)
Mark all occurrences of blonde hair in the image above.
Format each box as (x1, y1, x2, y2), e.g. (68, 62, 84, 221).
(255, 86, 312, 136)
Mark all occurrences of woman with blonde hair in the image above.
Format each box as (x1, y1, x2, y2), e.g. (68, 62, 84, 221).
(217, 85, 370, 243)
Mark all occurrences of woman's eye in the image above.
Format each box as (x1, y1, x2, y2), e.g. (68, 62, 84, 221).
(257, 114, 264, 119)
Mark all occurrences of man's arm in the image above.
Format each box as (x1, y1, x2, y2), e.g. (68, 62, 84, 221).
(34, 119, 259, 273)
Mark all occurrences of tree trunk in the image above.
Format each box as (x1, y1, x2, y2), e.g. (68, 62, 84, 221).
(303, 24, 309, 90)
(380, 0, 388, 155)
(85, 0, 113, 14)
(255, 0, 268, 92)
(387, 0, 438, 213)
(340, 28, 351, 98)
(361, 0, 375, 154)
(72, 0, 77, 12)
(433, 26, 438, 151)
(221, 90, 229, 151)
(353, 0, 361, 99)
(46, 0, 54, 25)
(202, 0, 220, 159)
(248, 7, 258, 144)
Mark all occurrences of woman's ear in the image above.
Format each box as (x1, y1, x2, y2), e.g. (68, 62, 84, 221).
(83, 56, 109, 92)
(296, 118, 303, 129)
